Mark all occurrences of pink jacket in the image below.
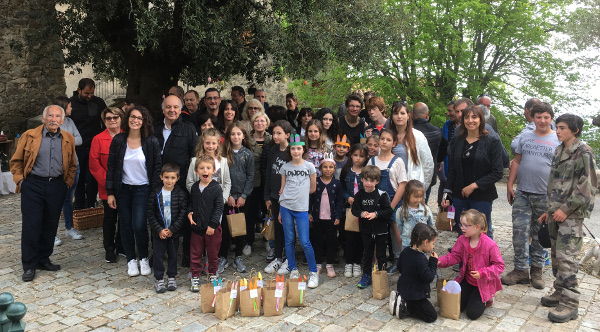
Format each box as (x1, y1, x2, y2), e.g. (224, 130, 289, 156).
(438, 234, 504, 303)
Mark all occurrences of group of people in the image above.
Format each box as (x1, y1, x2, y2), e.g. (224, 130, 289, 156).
(10, 78, 597, 324)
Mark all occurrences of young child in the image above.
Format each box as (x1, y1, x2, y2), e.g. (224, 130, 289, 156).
(366, 135, 380, 158)
(309, 154, 344, 277)
(305, 119, 332, 177)
(219, 122, 254, 274)
(438, 209, 505, 320)
(333, 135, 350, 180)
(188, 156, 225, 292)
(340, 143, 370, 278)
(278, 134, 319, 288)
(391, 223, 438, 322)
(397, 180, 433, 252)
(147, 163, 188, 293)
(351, 165, 394, 289)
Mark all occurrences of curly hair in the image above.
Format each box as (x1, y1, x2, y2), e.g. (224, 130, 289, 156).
(195, 128, 223, 161)
(123, 106, 154, 138)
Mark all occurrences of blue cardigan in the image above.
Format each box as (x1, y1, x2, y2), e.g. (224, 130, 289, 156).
(309, 177, 344, 221)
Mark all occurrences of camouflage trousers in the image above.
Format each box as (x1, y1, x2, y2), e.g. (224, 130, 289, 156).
(549, 216, 583, 309)
(511, 191, 547, 270)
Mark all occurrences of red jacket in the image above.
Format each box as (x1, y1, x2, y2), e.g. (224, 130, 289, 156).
(89, 129, 119, 200)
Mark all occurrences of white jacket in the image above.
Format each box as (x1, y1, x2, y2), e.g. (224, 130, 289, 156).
(399, 128, 434, 189)
(186, 156, 231, 204)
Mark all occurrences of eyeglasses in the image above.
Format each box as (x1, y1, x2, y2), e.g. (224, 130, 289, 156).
(205, 97, 220, 101)
(130, 115, 143, 122)
(105, 116, 120, 121)
(248, 107, 261, 111)
(460, 223, 473, 228)
(254, 119, 267, 123)
(463, 144, 474, 158)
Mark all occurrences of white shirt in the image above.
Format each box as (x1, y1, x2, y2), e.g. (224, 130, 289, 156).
(122, 145, 148, 185)
(162, 119, 172, 153)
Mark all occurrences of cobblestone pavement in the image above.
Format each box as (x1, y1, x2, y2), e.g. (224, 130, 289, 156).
(1, 184, 599, 331)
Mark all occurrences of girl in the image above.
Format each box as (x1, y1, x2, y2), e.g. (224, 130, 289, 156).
(396, 180, 433, 252)
(278, 134, 319, 288)
(370, 129, 408, 272)
(391, 223, 438, 323)
(309, 155, 344, 277)
(305, 119, 333, 177)
(263, 120, 293, 273)
(217, 100, 239, 136)
(315, 108, 340, 147)
(297, 107, 313, 138)
(438, 209, 505, 320)
(218, 122, 255, 273)
(366, 135, 380, 158)
(340, 143, 370, 278)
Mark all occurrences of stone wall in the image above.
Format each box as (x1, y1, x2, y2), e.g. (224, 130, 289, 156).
(0, 0, 66, 137)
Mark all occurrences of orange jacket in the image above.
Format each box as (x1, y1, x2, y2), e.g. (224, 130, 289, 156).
(10, 125, 77, 193)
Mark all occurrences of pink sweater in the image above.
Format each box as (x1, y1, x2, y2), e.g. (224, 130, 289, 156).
(438, 234, 505, 303)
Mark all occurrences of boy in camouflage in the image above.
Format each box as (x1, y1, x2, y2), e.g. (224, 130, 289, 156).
(538, 114, 598, 323)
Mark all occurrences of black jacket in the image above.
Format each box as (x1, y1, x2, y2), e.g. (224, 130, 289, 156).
(147, 185, 188, 238)
(396, 247, 438, 300)
(153, 118, 198, 190)
(445, 134, 504, 202)
(351, 189, 393, 235)
(190, 179, 224, 234)
(309, 178, 344, 221)
(412, 118, 448, 186)
(69, 92, 107, 149)
(105, 133, 162, 195)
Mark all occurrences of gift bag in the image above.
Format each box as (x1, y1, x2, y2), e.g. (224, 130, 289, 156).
(345, 208, 359, 232)
(286, 277, 308, 307)
(261, 210, 275, 241)
(372, 270, 389, 299)
(240, 287, 262, 317)
(214, 282, 240, 320)
(262, 278, 286, 316)
(435, 207, 454, 231)
(201, 281, 222, 313)
(227, 208, 247, 237)
(436, 279, 461, 320)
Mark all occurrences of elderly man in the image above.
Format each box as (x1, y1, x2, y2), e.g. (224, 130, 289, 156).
(11, 105, 77, 282)
(476, 93, 500, 134)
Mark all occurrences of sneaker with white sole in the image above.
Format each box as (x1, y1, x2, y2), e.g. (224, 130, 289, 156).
(243, 245, 252, 256)
(233, 256, 247, 273)
(308, 271, 319, 288)
(217, 257, 228, 274)
(266, 248, 276, 262)
(353, 264, 362, 278)
(54, 236, 62, 247)
(167, 277, 177, 291)
(265, 258, 282, 274)
(190, 277, 200, 292)
(155, 279, 166, 293)
(139, 258, 151, 276)
(316, 264, 322, 274)
(290, 268, 300, 279)
(326, 264, 336, 278)
(65, 228, 83, 240)
(344, 264, 353, 278)
(277, 259, 290, 275)
(127, 259, 140, 277)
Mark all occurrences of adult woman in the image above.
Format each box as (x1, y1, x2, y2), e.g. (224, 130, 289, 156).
(285, 93, 300, 128)
(195, 112, 217, 136)
(314, 108, 340, 147)
(90, 107, 125, 263)
(106, 106, 161, 276)
(217, 100, 239, 135)
(297, 107, 314, 138)
(441, 106, 503, 239)
(240, 99, 264, 134)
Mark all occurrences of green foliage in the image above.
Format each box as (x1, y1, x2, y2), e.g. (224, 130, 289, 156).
(566, 0, 600, 49)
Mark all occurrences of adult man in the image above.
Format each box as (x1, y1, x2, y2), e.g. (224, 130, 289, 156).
(442, 99, 468, 177)
(412, 102, 447, 203)
(338, 94, 366, 146)
(168, 85, 185, 101)
(510, 98, 541, 154)
(70, 78, 106, 209)
(253, 89, 269, 109)
(11, 105, 78, 282)
(538, 114, 597, 323)
(476, 93, 499, 134)
(181, 90, 200, 123)
(154, 95, 198, 266)
(122, 95, 148, 114)
(231, 86, 246, 120)
(204, 88, 222, 117)
(502, 102, 560, 289)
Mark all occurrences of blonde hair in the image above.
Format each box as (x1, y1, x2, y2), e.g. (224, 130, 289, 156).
(195, 128, 222, 161)
(304, 119, 327, 151)
(460, 209, 488, 233)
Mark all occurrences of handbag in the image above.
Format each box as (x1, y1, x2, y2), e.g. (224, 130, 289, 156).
(344, 208, 359, 232)
(226, 207, 247, 237)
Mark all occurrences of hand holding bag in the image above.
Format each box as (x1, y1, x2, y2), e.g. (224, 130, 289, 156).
(227, 207, 247, 237)
(261, 209, 275, 241)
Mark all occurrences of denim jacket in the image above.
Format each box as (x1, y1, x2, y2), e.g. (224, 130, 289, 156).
(342, 167, 363, 206)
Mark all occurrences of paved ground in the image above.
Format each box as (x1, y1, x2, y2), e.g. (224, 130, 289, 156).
(1, 183, 599, 331)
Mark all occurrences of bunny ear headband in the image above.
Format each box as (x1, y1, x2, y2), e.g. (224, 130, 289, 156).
(335, 134, 350, 147)
(322, 152, 335, 165)
(289, 134, 305, 146)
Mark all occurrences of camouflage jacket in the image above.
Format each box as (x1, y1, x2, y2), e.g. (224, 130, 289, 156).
(547, 138, 598, 218)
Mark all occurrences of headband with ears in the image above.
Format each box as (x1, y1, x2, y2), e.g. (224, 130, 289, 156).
(335, 134, 350, 147)
(321, 152, 336, 165)
(289, 134, 305, 146)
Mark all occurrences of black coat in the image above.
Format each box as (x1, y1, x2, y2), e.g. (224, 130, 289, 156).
(309, 178, 344, 221)
(153, 118, 198, 190)
(190, 179, 224, 234)
(396, 247, 438, 300)
(105, 133, 162, 196)
(413, 118, 448, 186)
(69, 92, 107, 149)
(147, 185, 188, 238)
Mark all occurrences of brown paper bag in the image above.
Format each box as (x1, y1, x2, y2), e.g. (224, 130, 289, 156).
(227, 208, 247, 237)
(262, 281, 286, 316)
(214, 282, 240, 320)
(286, 278, 307, 307)
(436, 279, 461, 320)
(240, 288, 262, 317)
(200, 282, 219, 313)
(261, 210, 275, 241)
(435, 210, 452, 231)
(372, 271, 389, 299)
(345, 208, 359, 232)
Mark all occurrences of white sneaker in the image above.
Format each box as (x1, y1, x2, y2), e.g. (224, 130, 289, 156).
(389, 290, 397, 314)
(243, 245, 252, 256)
(54, 236, 62, 247)
(353, 264, 362, 278)
(265, 258, 282, 274)
(290, 269, 300, 279)
(308, 271, 319, 288)
(139, 258, 151, 276)
(127, 259, 140, 277)
(277, 259, 289, 275)
(344, 264, 353, 278)
(65, 228, 83, 240)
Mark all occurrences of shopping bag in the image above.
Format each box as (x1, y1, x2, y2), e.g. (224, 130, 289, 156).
(227, 208, 247, 237)
(286, 276, 308, 307)
(200, 280, 222, 313)
(262, 276, 286, 316)
(345, 208, 359, 232)
(214, 281, 239, 320)
(240, 287, 262, 317)
(436, 279, 461, 320)
(372, 270, 389, 299)
(261, 210, 275, 241)
(435, 207, 454, 231)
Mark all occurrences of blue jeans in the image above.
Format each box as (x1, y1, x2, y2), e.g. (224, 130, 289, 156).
(62, 164, 80, 230)
(453, 198, 493, 239)
(117, 184, 150, 261)
(280, 206, 317, 272)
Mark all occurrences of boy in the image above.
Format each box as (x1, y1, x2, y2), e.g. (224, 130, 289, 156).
(147, 163, 188, 293)
(539, 114, 597, 323)
(333, 135, 350, 180)
(352, 165, 393, 288)
(188, 155, 224, 292)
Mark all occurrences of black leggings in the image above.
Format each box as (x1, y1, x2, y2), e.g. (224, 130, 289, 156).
(460, 279, 486, 320)
(406, 298, 437, 323)
(313, 219, 337, 264)
(270, 198, 286, 260)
